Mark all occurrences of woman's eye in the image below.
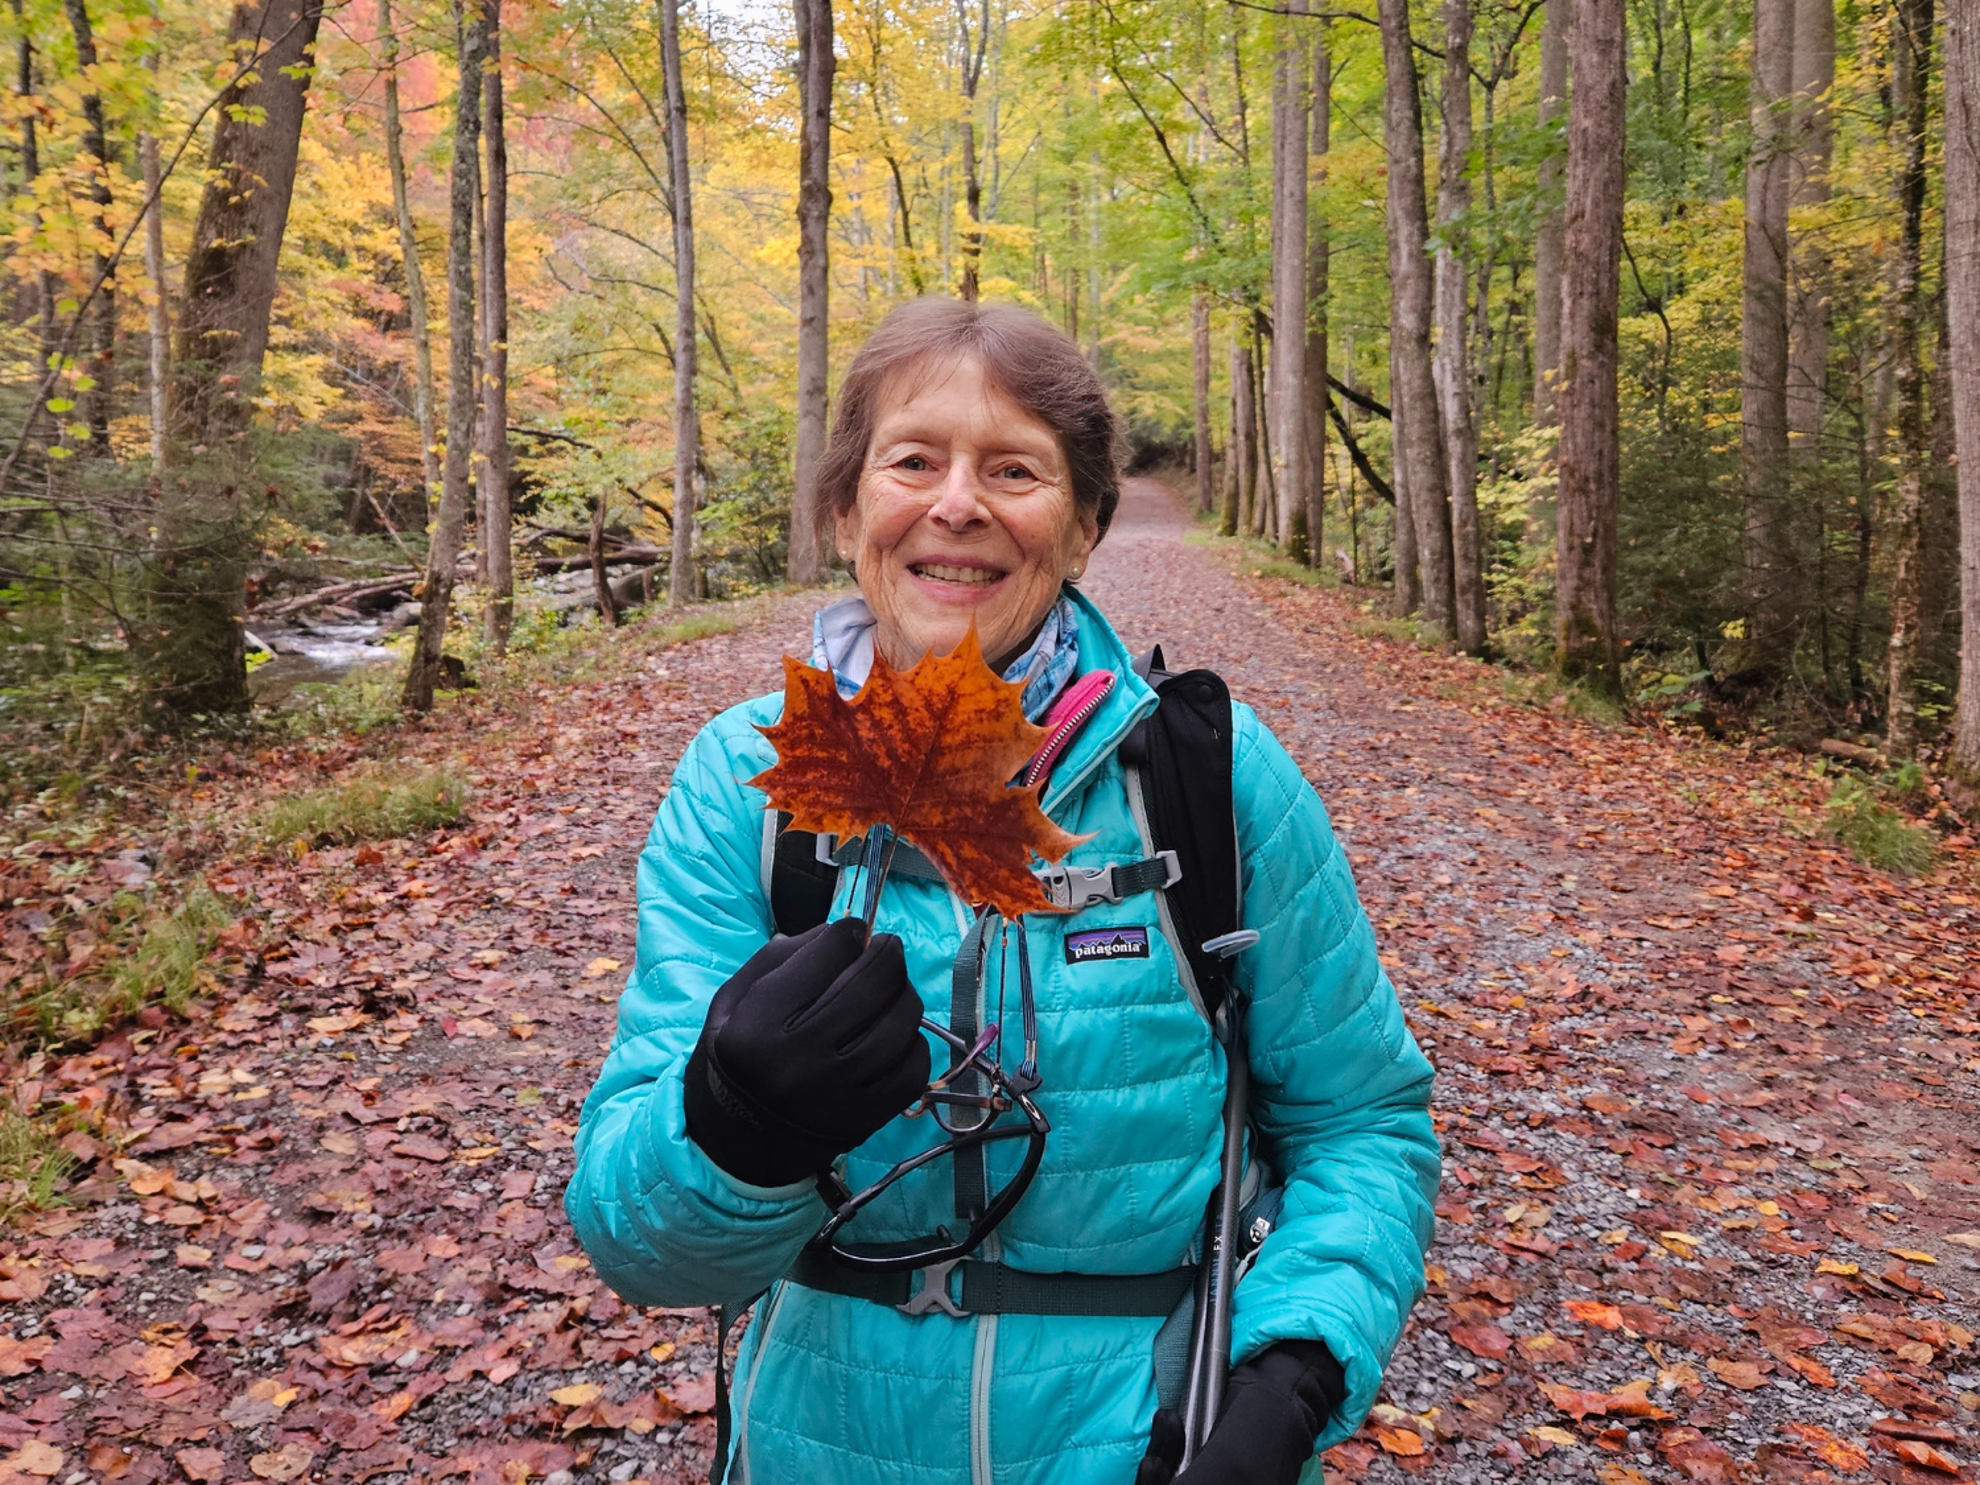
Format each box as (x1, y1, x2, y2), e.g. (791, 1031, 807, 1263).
(997, 464, 1034, 480)
(899, 455, 930, 471)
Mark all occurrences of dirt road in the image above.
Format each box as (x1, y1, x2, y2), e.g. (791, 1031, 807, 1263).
(1, 479, 1973, 1485)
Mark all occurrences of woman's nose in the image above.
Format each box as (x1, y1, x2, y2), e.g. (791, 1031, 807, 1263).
(926, 460, 989, 528)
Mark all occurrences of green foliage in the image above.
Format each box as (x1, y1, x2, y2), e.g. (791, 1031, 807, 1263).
(10, 884, 233, 1048)
(1349, 615, 1431, 646)
(268, 665, 409, 740)
(0, 1107, 77, 1219)
(259, 766, 468, 848)
(1822, 775, 1939, 876)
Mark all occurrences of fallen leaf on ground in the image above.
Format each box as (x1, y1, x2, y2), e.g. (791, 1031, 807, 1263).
(1890, 1440, 1962, 1475)
(1660, 1427, 1740, 1484)
(1707, 1355, 1768, 1390)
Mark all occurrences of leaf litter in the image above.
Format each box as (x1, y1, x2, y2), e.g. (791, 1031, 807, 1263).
(0, 486, 1973, 1483)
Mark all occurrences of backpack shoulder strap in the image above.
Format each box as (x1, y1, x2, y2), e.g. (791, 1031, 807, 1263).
(1120, 654, 1241, 1019)
(764, 809, 838, 937)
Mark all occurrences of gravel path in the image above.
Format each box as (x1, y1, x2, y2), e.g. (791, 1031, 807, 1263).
(0, 480, 1973, 1485)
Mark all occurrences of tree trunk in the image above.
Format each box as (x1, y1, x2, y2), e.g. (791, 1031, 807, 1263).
(1435, 0, 1486, 653)
(1554, 0, 1624, 690)
(590, 490, 620, 627)
(1883, 0, 1933, 759)
(958, 0, 989, 300)
(146, 0, 325, 722)
(1303, 24, 1331, 567)
(1192, 293, 1214, 514)
(1377, 0, 1454, 633)
(141, 15, 167, 474)
(63, 0, 114, 455)
(1786, 0, 1833, 454)
(1228, 333, 1253, 537)
(11, 0, 42, 340)
(402, 0, 483, 713)
(1742, 0, 1795, 667)
(381, 0, 439, 504)
(1947, 0, 1980, 790)
(1269, 4, 1308, 558)
(480, 0, 512, 650)
(788, 0, 834, 582)
(1532, 0, 1569, 425)
(661, 0, 699, 607)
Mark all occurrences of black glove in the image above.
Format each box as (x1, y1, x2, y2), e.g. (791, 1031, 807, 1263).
(683, 918, 930, 1188)
(1135, 1340, 1346, 1485)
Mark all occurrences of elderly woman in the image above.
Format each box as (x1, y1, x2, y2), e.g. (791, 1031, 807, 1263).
(565, 300, 1437, 1485)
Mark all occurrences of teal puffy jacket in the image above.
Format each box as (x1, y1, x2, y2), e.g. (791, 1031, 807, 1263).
(565, 591, 1439, 1484)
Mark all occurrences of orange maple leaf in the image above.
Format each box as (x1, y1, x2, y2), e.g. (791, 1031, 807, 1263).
(750, 627, 1087, 918)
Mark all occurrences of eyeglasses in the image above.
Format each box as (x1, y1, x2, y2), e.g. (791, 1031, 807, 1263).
(810, 872, 1051, 1273)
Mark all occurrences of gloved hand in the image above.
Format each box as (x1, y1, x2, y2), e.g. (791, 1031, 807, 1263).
(683, 917, 930, 1188)
(1134, 1340, 1346, 1485)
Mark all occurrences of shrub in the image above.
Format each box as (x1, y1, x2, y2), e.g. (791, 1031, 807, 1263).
(1822, 775, 1939, 876)
(260, 766, 467, 848)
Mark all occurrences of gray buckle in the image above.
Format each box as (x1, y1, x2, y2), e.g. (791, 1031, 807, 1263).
(898, 1258, 966, 1318)
(1036, 851, 1181, 912)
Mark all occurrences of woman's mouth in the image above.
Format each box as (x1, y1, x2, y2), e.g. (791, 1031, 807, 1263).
(909, 561, 1006, 588)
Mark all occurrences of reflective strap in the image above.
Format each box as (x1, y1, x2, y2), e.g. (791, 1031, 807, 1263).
(788, 1249, 1197, 1318)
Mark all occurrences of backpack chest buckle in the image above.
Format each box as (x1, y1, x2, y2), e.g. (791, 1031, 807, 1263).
(897, 1258, 967, 1318)
(1036, 851, 1182, 912)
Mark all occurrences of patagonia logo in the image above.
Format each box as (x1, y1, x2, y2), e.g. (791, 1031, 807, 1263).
(1065, 927, 1151, 964)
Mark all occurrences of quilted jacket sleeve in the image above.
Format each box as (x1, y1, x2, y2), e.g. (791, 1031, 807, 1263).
(1224, 705, 1440, 1449)
(564, 708, 825, 1308)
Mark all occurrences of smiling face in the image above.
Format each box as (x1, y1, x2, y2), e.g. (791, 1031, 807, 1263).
(835, 355, 1098, 672)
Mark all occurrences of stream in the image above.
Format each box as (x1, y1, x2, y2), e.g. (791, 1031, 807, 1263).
(246, 615, 402, 704)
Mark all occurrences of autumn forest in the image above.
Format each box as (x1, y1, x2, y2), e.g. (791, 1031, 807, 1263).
(0, 0, 1978, 1480)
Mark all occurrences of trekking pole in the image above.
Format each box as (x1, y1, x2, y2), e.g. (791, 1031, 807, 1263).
(1179, 931, 1258, 1466)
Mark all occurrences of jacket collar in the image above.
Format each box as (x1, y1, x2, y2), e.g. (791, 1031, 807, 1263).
(1038, 586, 1158, 816)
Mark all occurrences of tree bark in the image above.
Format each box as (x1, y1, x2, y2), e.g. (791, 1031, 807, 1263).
(63, 0, 115, 455)
(590, 490, 620, 627)
(170, 0, 325, 439)
(11, 0, 43, 341)
(402, 0, 483, 713)
(1435, 0, 1486, 653)
(146, 0, 325, 722)
(1269, 3, 1309, 557)
(480, 0, 512, 650)
(957, 0, 989, 300)
(381, 0, 439, 504)
(1947, 0, 1980, 789)
(1227, 333, 1253, 537)
(1785, 0, 1833, 454)
(1532, 0, 1569, 424)
(1303, 24, 1331, 566)
(1742, 0, 1796, 666)
(1883, 0, 1933, 759)
(1377, 0, 1453, 632)
(660, 0, 699, 607)
(1192, 293, 1213, 514)
(1554, 0, 1623, 691)
(788, 0, 834, 582)
(142, 11, 168, 474)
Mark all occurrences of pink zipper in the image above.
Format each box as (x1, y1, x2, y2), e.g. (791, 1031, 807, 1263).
(1024, 670, 1116, 789)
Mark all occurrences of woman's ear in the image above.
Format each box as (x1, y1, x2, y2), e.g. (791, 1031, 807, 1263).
(832, 501, 861, 563)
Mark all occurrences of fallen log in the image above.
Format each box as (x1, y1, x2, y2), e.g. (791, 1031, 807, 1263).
(255, 570, 422, 619)
(1820, 738, 1886, 767)
(533, 545, 666, 575)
